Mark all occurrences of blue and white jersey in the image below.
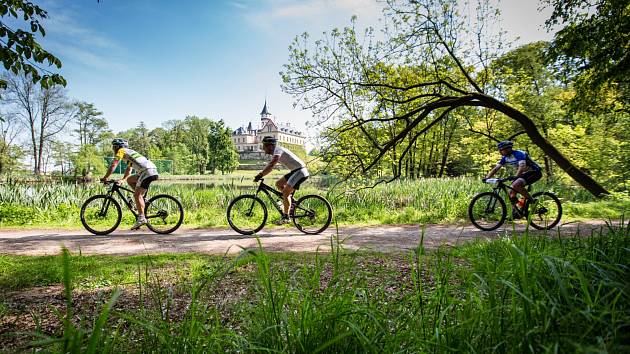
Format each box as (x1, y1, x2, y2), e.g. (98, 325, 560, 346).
(498, 150, 541, 172)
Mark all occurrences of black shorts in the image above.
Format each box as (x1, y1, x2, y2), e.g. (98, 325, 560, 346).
(519, 170, 542, 185)
(283, 168, 309, 190)
(139, 174, 159, 189)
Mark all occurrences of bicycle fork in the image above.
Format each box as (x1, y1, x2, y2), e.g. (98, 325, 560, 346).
(485, 191, 501, 213)
(99, 192, 114, 217)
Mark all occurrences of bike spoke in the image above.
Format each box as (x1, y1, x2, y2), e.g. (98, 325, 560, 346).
(81, 195, 121, 235)
(528, 193, 562, 230)
(145, 195, 183, 234)
(227, 195, 267, 235)
(469, 192, 506, 231)
(293, 195, 332, 234)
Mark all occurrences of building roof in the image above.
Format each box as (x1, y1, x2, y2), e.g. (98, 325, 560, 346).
(260, 100, 270, 116)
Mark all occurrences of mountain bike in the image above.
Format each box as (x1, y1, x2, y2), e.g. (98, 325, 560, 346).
(80, 180, 184, 235)
(468, 177, 562, 231)
(226, 178, 333, 235)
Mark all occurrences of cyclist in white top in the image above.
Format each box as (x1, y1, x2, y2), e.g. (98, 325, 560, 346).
(101, 138, 159, 230)
(255, 136, 309, 224)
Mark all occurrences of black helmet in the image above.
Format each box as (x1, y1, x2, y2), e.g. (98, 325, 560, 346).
(497, 140, 513, 150)
(112, 138, 128, 148)
(262, 136, 277, 145)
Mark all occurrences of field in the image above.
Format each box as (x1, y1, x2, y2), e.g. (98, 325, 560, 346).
(0, 221, 628, 352)
(1, 173, 628, 229)
(2, 173, 629, 352)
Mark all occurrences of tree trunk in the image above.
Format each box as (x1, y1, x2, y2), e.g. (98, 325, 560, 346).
(476, 93, 609, 197)
(544, 155, 553, 182)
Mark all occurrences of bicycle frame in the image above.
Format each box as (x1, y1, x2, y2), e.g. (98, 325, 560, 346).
(102, 182, 140, 218)
(485, 178, 531, 212)
(254, 180, 286, 216)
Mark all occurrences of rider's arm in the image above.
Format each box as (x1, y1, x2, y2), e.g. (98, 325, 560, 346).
(257, 155, 280, 178)
(101, 160, 119, 182)
(515, 162, 527, 177)
(485, 164, 502, 179)
(119, 164, 133, 183)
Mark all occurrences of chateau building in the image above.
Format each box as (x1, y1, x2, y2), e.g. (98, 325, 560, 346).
(232, 101, 305, 159)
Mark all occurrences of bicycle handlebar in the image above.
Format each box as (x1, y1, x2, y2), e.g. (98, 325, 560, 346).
(483, 176, 517, 184)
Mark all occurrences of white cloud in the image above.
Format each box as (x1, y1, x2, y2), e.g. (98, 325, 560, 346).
(38, 1, 130, 72)
(229, 1, 249, 10)
(244, 0, 384, 33)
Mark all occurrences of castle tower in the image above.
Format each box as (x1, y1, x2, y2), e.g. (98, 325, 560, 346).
(260, 100, 273, 125)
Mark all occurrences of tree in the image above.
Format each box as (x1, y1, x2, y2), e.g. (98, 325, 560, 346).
(117, 121, 152, 156)
(72, 143, 105, 180)
(543, 0, 630, 109)
(73, 102, 110, 146)
(1, 72, 73, 174)
(0, 111, 22, 173)
(182, 116, 212, 174)
(0, 0, 65, 92)
(281, 0, 610, 196)
(207, 119, 239, 174)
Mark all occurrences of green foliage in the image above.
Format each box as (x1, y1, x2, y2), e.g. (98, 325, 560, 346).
(72, 144, 106, 178)
(0, 0, 65, 89)
(544, 0, 630, 108)
(73, 102, 110, 146)
(0, 177, 627, 228)
(207, 119, 239, 174)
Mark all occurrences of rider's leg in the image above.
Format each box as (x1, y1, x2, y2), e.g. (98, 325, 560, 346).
(134, 186, 147, 219)
(511, 178, 532, 200)
(281, 184, 295, 217)
(127, 175, 139, 190)
(276, 177, 287, 191)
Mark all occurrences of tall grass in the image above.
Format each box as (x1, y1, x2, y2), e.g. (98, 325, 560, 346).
(5, 220, 627, 352)
(1, 177, 628, 227)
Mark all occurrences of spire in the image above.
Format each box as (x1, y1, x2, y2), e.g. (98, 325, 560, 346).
(260, 100, 270, 116)
(247, 121, 253, 131)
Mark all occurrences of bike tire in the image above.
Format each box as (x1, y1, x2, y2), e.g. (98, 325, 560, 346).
(468, 192, 507, 231)
(527, 192, 562, 230)
(145, 194, 184, 234)
(80, 195, 122, 235)
(292, 194, 333, 234)
(227, 195, 267, 235)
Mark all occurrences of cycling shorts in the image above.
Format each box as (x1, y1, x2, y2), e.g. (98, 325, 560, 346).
(518, 170, 542, 185)
(283, 167, 309, 190)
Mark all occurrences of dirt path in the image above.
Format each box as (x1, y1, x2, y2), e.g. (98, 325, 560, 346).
(0, 220, 613, 256)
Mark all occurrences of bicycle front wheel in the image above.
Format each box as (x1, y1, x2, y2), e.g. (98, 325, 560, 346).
(80, 195, 122, 235)
(468, 192, 507, 231)
(227, 195, 267, 235)
(292, 195, 333, 234)
(145, 194, 184, 234)
(527, 192, 562, 230)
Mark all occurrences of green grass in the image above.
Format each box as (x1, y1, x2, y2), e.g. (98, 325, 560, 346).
(1, 176, 628, 228)
(1, 221, 628, 352)
(0, 253, 224, 291)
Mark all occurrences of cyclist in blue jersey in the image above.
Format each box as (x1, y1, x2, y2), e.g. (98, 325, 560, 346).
(484, 140, 542, 218)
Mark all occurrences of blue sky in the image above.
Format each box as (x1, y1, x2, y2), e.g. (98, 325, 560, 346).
(34, 0, 552, 141)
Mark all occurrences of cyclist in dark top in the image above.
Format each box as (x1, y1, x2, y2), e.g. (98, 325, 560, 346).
(485, 140, 542, 218)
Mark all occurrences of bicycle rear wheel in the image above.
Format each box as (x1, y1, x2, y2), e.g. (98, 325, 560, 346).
(80, 195, 122, 235)
(292, 194, 333, 234)
(527, 192, 562, 230)
(227, 195, 267, 235)
(468, 192, 507, 231)
(145, 194, 184, 234)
